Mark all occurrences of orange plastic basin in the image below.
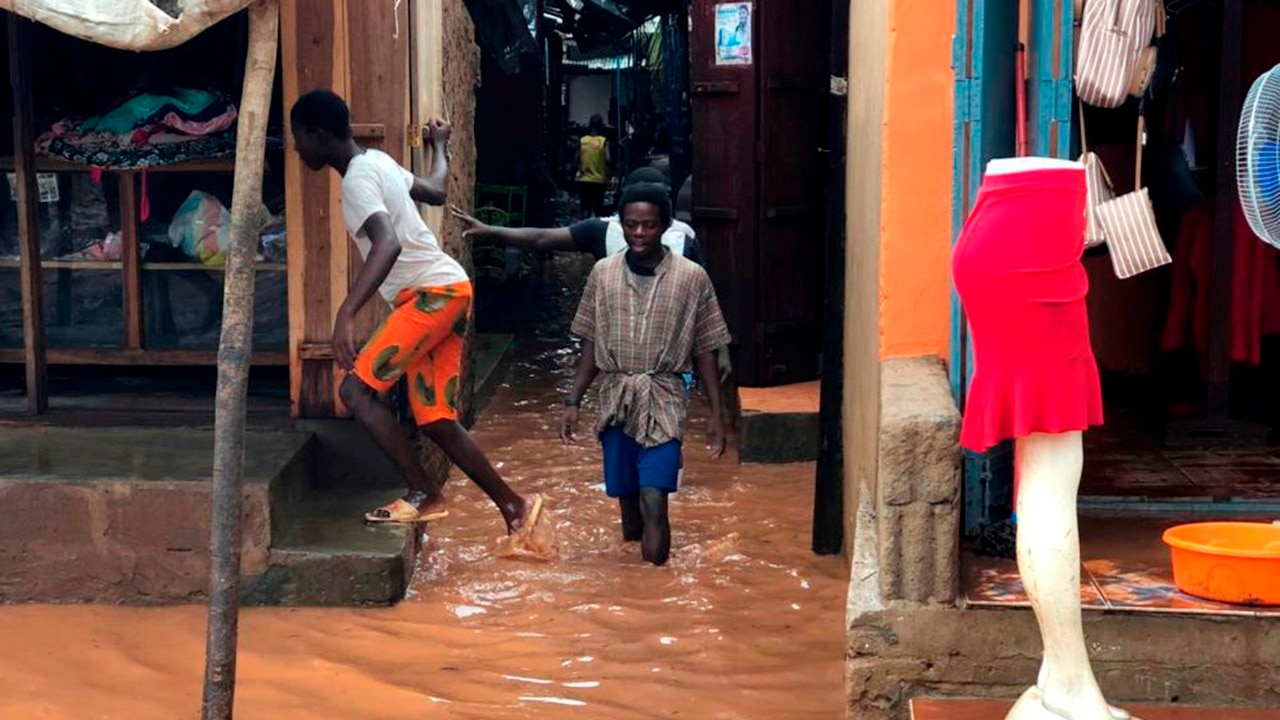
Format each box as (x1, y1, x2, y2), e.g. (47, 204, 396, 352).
(1162, 522, 1280, 606)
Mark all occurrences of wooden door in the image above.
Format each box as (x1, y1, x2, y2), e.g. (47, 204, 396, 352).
(282, 0, 409, 418)
(756, 0, 824, 385)
(690, 0, 759, 383)
(691, 0, 825, 387)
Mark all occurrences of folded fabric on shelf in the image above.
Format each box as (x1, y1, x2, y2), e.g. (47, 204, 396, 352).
(32, 88, 268, 170)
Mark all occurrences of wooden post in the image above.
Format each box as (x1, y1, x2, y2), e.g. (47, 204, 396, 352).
(201, 1, 278, 718)
(812, 0, 847, 556)
(120, 171, 144, 349)
(8, 14, 47, 414)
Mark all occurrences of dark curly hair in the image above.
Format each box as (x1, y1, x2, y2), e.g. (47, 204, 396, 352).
(290, 89, 352, 140)
(618, 182, 673, 227)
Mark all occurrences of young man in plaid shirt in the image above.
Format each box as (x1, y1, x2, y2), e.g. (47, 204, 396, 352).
(559, 182, 732, 566)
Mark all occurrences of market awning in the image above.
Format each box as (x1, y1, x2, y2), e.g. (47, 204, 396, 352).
(466, 0, 681, 73)
(1, 0, 250, 51)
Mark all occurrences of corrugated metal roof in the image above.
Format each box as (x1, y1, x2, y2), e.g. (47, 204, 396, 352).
(562, 54, 640, 70)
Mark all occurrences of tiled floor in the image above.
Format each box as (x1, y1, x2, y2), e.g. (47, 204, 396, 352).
(1081, 427, 1280, 502)
(963, 517, 1280, 617)
(911, 698, 1280, 719)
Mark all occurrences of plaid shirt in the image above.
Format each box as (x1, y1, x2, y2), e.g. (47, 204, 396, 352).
(571, 250, 732, 447)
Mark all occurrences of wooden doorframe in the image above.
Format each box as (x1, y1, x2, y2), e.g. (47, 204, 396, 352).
(411, 0, 445, 234)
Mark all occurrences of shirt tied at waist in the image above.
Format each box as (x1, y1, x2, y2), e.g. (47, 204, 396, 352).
(596, 369, 686, 448)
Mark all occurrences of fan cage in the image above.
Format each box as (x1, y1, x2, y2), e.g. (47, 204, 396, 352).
(1238, 64, 1280, 249)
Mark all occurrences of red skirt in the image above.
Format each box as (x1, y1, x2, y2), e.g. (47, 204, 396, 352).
(952, 164, 1103, 452)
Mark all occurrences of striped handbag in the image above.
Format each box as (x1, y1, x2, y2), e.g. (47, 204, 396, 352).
(1095, 114, 1171, 279)
(1075, 0, 1160, 109)
(1078, 105, 1114, 249)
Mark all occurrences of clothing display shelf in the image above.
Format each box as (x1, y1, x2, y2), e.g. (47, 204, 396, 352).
(0, 156, 284, 273)
(0, 155, 287, 367)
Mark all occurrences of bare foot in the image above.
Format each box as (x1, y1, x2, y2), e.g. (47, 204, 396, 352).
(413, 495, 447, 519)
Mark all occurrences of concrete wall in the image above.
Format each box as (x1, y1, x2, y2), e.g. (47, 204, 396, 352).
(878, 0, 955, 361)
(849, 606, 1280, 719)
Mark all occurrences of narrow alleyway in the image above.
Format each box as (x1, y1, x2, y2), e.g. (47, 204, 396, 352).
(0, 256, 847, 720)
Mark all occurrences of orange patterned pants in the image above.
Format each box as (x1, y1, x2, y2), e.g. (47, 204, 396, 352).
(352, 281, 472, 426)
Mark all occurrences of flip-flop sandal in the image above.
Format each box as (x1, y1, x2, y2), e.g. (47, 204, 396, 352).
(364, 498, 449, 524)
(495, 494, 557, 561)
(512, 494, 544, 536)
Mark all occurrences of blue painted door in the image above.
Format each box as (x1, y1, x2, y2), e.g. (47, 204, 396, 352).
(953, 0, 1077, 533)
(951, 0, 1020, 534)
(1028, 0, 1077, 159)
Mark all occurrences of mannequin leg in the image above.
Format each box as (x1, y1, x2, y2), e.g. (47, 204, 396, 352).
(1037, 661, 1129, 719)
(1004, 431, 1129, 720)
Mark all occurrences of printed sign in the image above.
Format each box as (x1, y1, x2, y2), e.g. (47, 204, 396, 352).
(7, 173, 60, 204)
(715, 3, 753, 66)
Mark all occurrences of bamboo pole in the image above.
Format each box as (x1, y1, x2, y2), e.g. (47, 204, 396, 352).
(201, 1, 278, 717)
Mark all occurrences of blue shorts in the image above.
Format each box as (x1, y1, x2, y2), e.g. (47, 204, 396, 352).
(599, 426, 682, 498)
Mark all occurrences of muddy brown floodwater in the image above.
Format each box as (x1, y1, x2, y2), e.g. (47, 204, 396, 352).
(0, 258, 849, 719)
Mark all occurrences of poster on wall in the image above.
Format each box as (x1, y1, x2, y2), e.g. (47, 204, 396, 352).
(714, 3, 752, 66)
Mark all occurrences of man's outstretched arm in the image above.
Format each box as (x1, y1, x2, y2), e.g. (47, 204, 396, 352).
(450, 206, 579, 252)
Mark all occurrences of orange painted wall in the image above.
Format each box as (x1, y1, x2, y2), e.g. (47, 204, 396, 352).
(877, 0, 954, 361)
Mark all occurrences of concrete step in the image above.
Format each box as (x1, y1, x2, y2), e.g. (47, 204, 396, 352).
(0, 427, 423, 606)
(910, 698, 1280, 720)
(244, 491, 421, 607)
(736, 381, 820, 463)
(0, 426, 311, 603)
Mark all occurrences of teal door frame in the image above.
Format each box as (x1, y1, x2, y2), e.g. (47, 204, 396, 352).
(952, 0, 1074, 534)
(1028, 0, 1077, 159)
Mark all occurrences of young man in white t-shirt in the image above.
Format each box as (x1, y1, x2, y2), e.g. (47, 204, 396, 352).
(290, 89, 536, 533)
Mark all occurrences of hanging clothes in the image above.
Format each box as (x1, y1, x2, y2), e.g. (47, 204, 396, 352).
(1160, 201, 1280, 371)
(1158, 1, 1280, 375)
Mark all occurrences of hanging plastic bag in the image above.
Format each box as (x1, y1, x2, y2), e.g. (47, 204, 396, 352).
(167, 189, 230, 265)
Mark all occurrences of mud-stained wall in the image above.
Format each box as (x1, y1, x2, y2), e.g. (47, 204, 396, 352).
(440, 0, 481, 424)
(437, 0, 480, 264)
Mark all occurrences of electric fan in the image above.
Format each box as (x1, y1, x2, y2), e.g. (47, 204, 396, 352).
(1238, 63, 1280, 249)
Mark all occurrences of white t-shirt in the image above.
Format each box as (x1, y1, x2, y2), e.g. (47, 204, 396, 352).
(601, 215, 695, 258)
(603, 217, 691, 258)
(341, 149, 468, 302)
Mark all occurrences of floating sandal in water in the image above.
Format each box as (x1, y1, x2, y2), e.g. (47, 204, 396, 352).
(495, 494, 558, 561)
(364, 498, 449, 524)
